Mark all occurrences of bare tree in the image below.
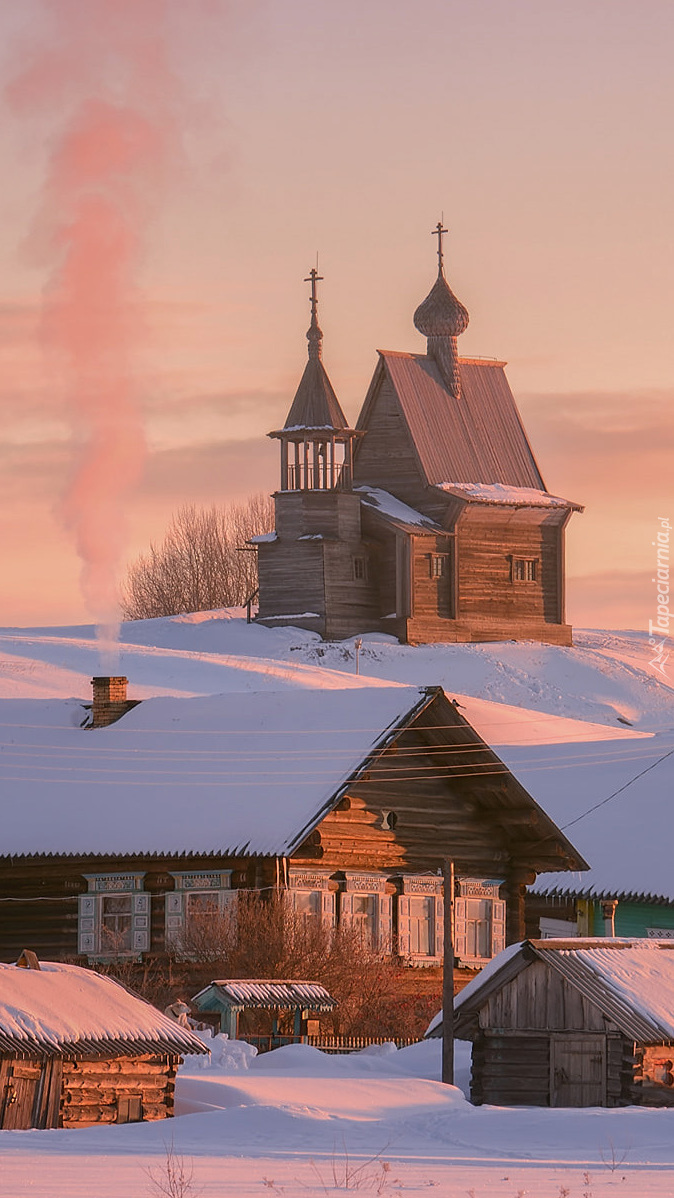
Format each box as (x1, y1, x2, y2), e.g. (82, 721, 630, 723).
(121, 494, 274, 620)
(170, 892, 410, 1038)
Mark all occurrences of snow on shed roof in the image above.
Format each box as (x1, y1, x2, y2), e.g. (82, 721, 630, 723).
(452, 939, 674, 1044)
(0, 960, 208, 1057)
(194, 980, 337, 1011)
(0, 686, 431, 858)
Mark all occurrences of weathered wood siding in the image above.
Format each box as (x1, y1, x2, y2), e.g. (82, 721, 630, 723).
(469, 960, 637, 1107)
(60, 1055, 178, 1128)
(353, 373, 428, 511)
(274, 490, 363, 541)
(256, 538, 326, 625)
(456, 507, 564, 626)
(322, 540, 381, 640)
(479, 959, 610, 1032)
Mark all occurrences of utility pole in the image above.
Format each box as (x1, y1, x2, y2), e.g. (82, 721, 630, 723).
(442, 858, 455, 1085)
(354, 636, 362, 675)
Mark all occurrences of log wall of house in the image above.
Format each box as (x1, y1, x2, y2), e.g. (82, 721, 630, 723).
(60, 1054, 178, 1127)
(0, 855, 247, 963)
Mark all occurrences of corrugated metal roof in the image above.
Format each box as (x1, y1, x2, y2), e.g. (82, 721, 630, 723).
(0, 961, 208, 1058)
(379, 352, 545, 490)
(195, 980, 337, 1011)
(453, 939, 674, 1043)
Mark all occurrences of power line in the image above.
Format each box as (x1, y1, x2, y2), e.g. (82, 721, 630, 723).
(561, 746, 674, 831)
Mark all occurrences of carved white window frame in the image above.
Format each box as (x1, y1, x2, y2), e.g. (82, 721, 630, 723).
(78, 873, 148, 959)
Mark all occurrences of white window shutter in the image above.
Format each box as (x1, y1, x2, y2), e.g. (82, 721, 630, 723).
(378, 894, 393, 952)
(491, 898, 506, 957)
(221, 890, 238, 915)
(78, 893, 97, 955)
(339, 893, 354, 926)
(165, 891, 184, 945)
(434, 896, 444, 960)
(397, 895, 411, 957)
(321, 890, 336, 927)
(132, 892, 150, 953)
(454, 896, 467, 961)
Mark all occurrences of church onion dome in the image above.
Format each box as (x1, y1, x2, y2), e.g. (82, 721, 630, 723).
(413, 271, 469, 339)
(414, 221, 470, 399)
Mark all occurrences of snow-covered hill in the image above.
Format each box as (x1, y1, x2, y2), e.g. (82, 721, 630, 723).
(0, 612, 672, 900)
(0, 611, 672, 731)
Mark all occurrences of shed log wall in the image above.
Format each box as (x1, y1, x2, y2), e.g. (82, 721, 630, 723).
(60, 1055, 178, 1127)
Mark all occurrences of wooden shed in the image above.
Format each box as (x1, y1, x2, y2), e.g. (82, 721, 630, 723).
(0, 953, 208, 1129)
(445, 939, 674, 1108)
(192, 979, 337, 1052)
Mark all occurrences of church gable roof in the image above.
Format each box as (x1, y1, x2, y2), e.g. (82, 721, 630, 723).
(377, 351, 546, 490)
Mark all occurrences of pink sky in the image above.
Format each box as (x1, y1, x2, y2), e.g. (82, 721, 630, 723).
(0, 0, 672, 630)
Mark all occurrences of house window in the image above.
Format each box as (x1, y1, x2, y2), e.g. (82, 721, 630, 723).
(287, 871, 336, 927)
(465, 898, 493, 958)
(409, 896, 435, 956)
(78, 874, 149, 958)
(430, 554, 448, 578)
(352, 893, 377, 949)
(341, 874, 392, 952)
(166, 871, 235, 947)
(353, 556, 366, 581)
(512, 557, 538, 582)
(454, 879, 506, 965)
(293, 890, 322, 918)
(397, 876, 442, 963)
(101, 894, 133, 954)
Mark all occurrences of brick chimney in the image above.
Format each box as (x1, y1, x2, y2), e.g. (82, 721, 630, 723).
(91, 676, 139, 728)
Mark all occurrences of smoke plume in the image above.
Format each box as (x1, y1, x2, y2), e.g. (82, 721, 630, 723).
(8, 0, 176, 662)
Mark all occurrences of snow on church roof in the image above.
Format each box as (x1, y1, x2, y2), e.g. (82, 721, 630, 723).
(436, 482, 583, 510)
(356, 487, 443, 532)
(0, 959, 208, 1057)
(0, 687, 431, 858)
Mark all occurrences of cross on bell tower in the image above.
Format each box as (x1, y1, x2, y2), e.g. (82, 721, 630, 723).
(304, 264, 325, 362)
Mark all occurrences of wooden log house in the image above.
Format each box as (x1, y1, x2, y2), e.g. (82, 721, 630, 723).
(441, 939, 674, 1108)
(0, 951, 207, 1130)
(255, 229, 582, 645)
(0, 681, 586, 972)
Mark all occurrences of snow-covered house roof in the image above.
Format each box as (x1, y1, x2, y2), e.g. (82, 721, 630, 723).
(452, 694, 674, 905)
(0, 959, 208, 1057)
(0, 687, 435, 858)
(450, 939, 674, 1044)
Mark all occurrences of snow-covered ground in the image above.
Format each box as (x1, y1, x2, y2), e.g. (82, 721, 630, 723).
(1, 1038, 673, 1196)
(1, 612, 673, 1192)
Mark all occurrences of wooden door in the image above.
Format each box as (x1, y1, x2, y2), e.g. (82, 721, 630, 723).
(550, 1035, 606, 1107)
(0, 1059, 43, 1129)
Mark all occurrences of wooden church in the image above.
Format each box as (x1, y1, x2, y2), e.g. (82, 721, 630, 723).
(255, 226, 582, 645)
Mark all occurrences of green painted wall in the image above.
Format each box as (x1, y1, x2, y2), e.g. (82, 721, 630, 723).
(591, 900, 674, 938)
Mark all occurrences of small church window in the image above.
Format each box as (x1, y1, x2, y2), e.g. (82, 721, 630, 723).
(430, 554, 448, 578)
(353, 556, 367, 581)
(512, 557, 538, 582)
